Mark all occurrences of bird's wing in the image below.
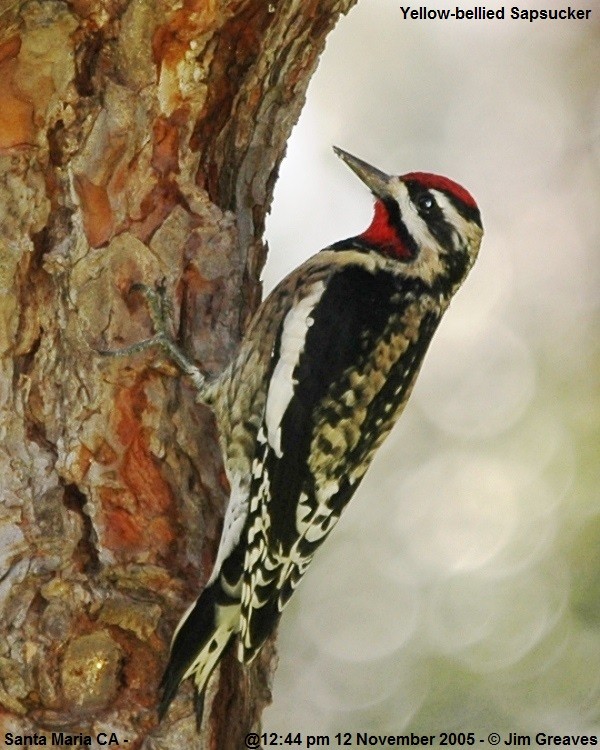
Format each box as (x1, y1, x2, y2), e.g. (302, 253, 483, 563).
(238, 261, 440, 661)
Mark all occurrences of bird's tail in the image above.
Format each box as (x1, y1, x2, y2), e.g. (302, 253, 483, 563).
(158, 580, 239, 721)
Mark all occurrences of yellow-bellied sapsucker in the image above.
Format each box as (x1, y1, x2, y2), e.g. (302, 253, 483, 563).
(112, 147, 483, 720)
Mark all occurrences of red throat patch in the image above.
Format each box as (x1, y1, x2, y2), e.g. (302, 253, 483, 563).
(359, 200, 412, 259)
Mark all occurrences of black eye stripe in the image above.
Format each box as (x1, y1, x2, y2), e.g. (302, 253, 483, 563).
(405, 178, 482, 228)
(404, 183, 455, 251)
(415, 190, 436, 215)
(410, 187, 442, 220)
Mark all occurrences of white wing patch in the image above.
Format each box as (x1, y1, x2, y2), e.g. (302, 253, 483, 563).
(264, 282, 326, 457)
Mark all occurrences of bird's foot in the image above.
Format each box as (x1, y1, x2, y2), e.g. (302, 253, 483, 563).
(97, 281, 207, 394)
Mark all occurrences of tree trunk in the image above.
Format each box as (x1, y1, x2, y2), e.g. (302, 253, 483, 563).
(0, 0, 356, 746)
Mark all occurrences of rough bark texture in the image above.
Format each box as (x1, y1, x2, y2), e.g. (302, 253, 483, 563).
(0, 0, 356, 747)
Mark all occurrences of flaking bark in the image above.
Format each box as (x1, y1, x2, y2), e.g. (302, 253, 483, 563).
(0, 0, 357, 746)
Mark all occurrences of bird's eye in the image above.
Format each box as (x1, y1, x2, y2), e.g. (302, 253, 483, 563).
(416, 193, 435, 212)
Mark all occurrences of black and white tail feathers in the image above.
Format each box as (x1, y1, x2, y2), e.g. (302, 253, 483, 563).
(158, 578, 239, 722)
(158, 470, 252, 722)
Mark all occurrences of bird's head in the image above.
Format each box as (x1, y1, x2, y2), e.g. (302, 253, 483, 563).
(334, 146, 483, 296)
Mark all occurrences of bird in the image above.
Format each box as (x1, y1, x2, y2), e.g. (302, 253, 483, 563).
(110, 147, 483, 722)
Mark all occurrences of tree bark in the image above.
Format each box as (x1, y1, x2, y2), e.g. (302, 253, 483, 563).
(0, 0, 356, 747)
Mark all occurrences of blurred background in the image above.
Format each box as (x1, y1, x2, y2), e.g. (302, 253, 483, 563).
(262, 0, 600, 738)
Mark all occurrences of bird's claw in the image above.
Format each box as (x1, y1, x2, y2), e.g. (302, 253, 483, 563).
(97, 282, 208, 395)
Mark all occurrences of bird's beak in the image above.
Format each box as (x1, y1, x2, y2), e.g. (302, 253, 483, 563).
(333, 146, 392, 199)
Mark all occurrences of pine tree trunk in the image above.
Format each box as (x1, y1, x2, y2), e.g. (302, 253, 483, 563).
(0, 1, 356, 746)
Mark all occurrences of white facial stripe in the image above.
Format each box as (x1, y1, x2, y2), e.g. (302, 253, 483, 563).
(265, 281, 326, 457)
(393, 179, 435, 250)
(386, 179, 446, 285)
(432, 190, 470, 250)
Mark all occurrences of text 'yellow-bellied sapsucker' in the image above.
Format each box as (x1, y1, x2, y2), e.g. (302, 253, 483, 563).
(129, 147, 483, 720)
